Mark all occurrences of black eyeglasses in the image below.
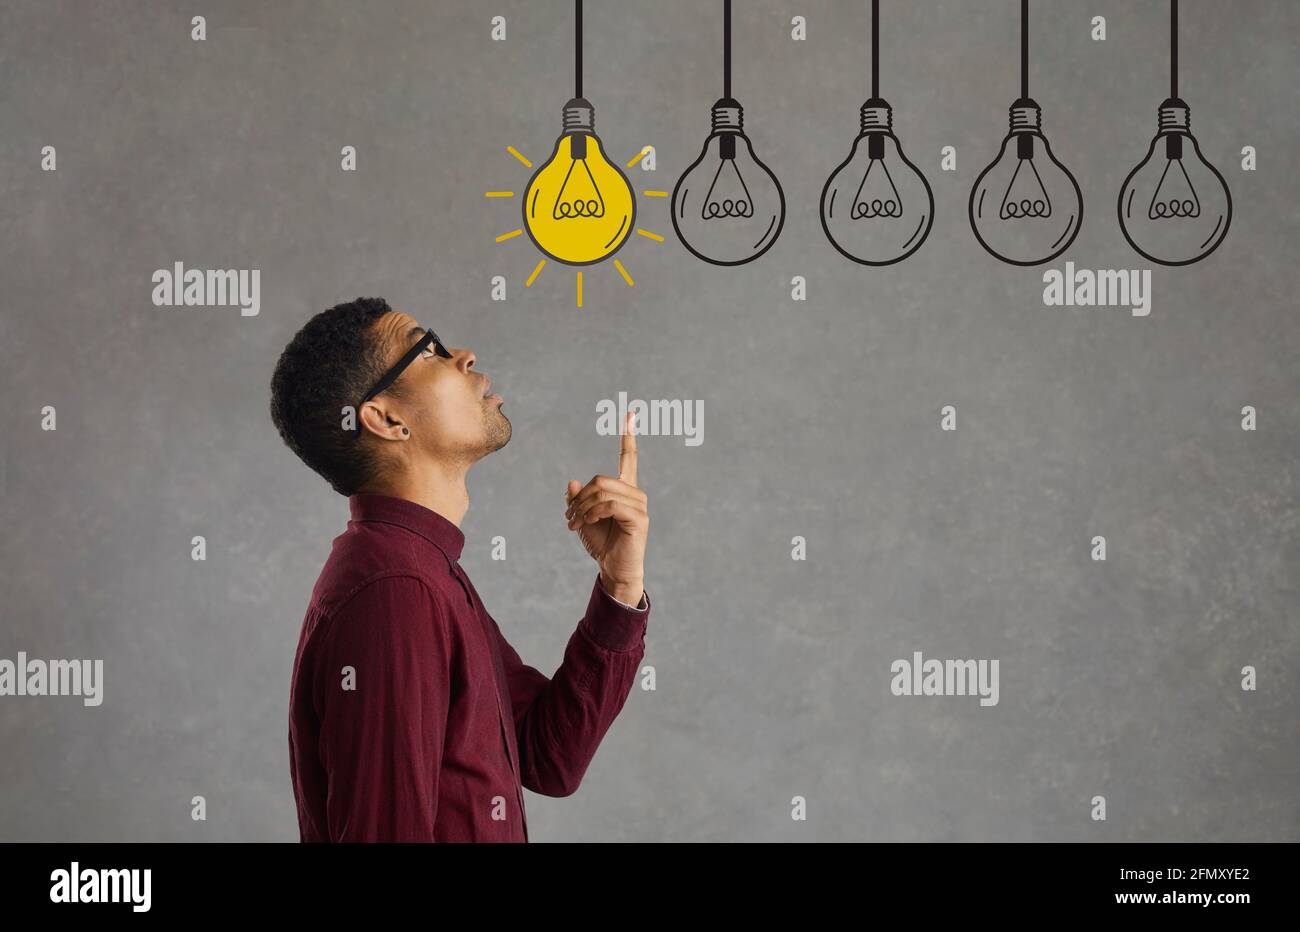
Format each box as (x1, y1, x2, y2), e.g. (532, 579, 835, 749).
(352, 327, 452, 437)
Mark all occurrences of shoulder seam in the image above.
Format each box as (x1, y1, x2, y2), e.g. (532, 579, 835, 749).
(320, 570, 444, 619)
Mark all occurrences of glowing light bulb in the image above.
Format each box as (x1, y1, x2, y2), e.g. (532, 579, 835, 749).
(522, 98, 636, 266)
(820, 98, 933, 265)
(671, 98, 785, 266)
(969, 98, 1082, 266)
(1118, 98, 1230, 265)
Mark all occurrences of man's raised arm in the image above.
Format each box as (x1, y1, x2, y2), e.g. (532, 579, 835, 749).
(490, 576, 649, 798)
(498, 409, 652, 797)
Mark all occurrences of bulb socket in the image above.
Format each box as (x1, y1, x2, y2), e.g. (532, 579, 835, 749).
(860, 98, 894, 135)
(562, 98, 595, 135)
(710, 98, 745, 134)
(1008, 98, 1042, 134)
(1157, 98, 1191, 133)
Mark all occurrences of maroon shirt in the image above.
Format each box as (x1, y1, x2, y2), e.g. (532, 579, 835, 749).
(288, 492, 650, 842)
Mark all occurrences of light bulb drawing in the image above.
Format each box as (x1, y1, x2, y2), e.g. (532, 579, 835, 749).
(1117, 0, 1231, 266)
(523, 96, 636, 266)
(969, 0, 1082, 266)
(820, 0, 933, 265)
(487, 1, 660, 308)
(671, 0, 785, 266)
(521, 2, 634, 267)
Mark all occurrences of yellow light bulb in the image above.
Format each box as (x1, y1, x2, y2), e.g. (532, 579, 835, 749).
(523, 98, 636, 266)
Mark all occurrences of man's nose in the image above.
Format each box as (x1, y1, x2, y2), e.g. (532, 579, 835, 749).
(454, 348, 476, 371)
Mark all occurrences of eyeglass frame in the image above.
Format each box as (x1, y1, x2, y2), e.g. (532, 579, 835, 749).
(351, 327, 452, 438)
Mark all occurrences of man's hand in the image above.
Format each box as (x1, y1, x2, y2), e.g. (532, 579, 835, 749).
(565, 410, 648, 607)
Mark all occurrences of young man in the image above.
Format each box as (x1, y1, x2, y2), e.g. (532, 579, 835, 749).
(269, 297, 650, 842)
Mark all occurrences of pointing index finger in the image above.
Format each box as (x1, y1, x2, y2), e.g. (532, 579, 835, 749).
(619, 410, 638, 486)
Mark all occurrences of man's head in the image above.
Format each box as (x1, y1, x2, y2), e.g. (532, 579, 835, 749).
(269, 297, 510, 496)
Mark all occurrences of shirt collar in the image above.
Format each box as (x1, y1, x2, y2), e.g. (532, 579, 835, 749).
(347, 492, 465, 562)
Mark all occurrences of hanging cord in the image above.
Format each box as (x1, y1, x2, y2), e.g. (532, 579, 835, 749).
(1170, 0, 1178, 98)
(1020, 0, 1029, 98)
(867, 1, 884, 160)
(723, 0, 732, 98)
(872, 0, 879, 97)
(575, 0, 583, 98)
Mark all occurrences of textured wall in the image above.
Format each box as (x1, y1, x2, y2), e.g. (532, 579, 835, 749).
(1, 0, 1296, 841)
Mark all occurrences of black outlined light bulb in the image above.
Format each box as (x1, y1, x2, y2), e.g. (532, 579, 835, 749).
(1117, 2, 1230, 265)
(671, 0, 785, 266)
(820, 2, 933, 265)
(969, 0, 1082, 266)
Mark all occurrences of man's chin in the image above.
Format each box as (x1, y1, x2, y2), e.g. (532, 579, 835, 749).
(485, 407, 512, 453)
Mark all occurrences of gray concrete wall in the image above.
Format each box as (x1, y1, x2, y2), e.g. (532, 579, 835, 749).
(1, 0, 1296, 841)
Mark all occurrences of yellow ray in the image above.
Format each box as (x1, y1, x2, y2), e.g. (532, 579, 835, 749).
(484, 191, 514, 198)
(507, 146, 532, 168)
(625, 147, 652, 168)
(495, 229, 524, 243)
(525, 259, 546, 288)
(642, 190, 669, 197)
(635, 228, 665, 242)
(613, 260, 634, 287)
(576, 272, 583, 309)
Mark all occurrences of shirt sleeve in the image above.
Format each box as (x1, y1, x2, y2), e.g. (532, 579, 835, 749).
(489, 573, 650, 798)
(312, 574, 453, 842)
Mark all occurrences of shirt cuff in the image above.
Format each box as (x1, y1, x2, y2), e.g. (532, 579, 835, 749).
(580, 573, 650, 652)
(607, 587, 648, 611)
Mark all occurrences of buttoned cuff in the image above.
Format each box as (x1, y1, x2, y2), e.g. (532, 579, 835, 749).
(580, 573, 650, 652)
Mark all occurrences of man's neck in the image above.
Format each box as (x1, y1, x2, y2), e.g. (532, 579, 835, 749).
(361, 462, 470, 527)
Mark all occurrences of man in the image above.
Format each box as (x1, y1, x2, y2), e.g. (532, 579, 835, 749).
(269, 297, 650, 842)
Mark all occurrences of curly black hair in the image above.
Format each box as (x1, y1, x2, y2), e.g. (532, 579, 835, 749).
(269, 297, 398, 496)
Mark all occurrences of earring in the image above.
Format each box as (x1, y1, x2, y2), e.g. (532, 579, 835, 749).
(401, 427, 410, 436)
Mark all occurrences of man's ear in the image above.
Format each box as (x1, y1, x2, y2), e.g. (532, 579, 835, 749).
(358, 399, 408, 441)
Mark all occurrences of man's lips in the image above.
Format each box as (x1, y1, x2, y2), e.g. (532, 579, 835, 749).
(482, 378, 501, 401)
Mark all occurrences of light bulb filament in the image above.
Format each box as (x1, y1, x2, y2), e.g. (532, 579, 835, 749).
(850, 158, 903, 220)
(999, 157, 1052, 220)
(702, 157, 754, 220)
(1147, 157, 1201, 220)
(552, 155, 607, 220)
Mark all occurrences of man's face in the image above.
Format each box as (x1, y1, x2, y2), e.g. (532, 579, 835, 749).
(368, 310, 511, 465)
